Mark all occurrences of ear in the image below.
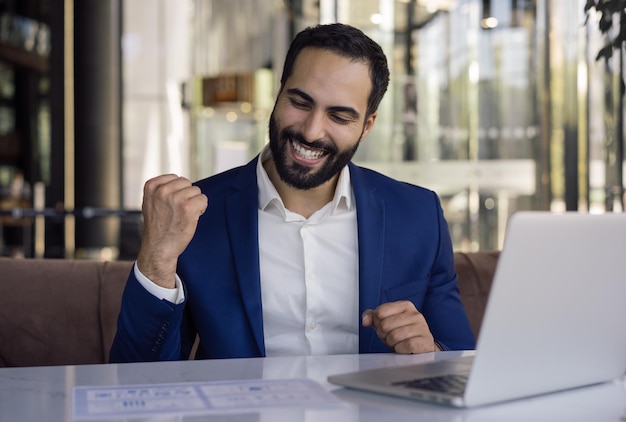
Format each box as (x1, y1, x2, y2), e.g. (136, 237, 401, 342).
(359, 112, 377, 142)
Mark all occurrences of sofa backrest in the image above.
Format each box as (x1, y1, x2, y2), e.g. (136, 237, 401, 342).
(453, 251, 499, 338)
(0, 252, 499, 367)
(0, 258, 132, 367)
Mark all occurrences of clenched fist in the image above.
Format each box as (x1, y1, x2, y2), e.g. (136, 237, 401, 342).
(136, 174, 208, 288)
(361, 300, 439, 354)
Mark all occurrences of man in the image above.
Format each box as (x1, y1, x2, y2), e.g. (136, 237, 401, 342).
(110, 23, 474, 363)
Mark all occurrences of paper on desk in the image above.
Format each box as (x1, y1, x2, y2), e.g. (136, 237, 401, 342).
(73, 378, 344, 420)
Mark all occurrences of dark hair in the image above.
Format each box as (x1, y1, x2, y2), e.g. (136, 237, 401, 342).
(279, 23, 390, 119)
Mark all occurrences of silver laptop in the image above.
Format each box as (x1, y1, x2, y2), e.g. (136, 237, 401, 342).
(328, 211, 626, 407)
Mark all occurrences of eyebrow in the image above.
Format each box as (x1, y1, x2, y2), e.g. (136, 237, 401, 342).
(286, 88, 361, 121)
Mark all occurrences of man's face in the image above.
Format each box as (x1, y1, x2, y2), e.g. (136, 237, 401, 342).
(269, 48, 377, 190)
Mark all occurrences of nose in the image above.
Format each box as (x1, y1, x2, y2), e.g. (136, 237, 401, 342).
(301, 110, 326, 142)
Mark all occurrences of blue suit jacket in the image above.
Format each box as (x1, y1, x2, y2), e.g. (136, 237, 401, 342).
(110, 157, 475, 362)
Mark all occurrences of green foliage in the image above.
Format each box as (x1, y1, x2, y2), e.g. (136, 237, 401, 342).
(585, 0, 626, 62)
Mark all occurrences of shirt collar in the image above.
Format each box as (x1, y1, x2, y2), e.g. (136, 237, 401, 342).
(256, 145, 353, 215)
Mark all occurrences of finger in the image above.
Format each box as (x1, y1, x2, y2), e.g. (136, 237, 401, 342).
(178, 190, 208, 219)
(371, 300, 416, 320)
(369, 302, 418, 334)
(151, 176, 194, 201)
(169, 184, 205, 206)
(168, 182, 208, 217)
(392, 336, 437, 354)
(382, 313, 435, 354)
(361, 309, 374, 327)
(376, 311, 420, 334)
(383, 316, 427, 344)
(143, 174, 180, 195)
(144, 177, 207, 217)
(363, 302, 437, 354)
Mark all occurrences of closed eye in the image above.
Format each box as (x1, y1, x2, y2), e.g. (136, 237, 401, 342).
(330, 114, 351, 125)
(289, 97, 311, 110)
(286, 88, 314, 110)
(328, 107, 360, 125)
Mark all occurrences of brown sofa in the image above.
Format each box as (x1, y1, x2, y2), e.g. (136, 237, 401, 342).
(0, 251, 499, 367)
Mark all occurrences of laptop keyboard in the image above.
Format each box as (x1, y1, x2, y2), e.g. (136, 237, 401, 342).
(392, 374, 468, 395)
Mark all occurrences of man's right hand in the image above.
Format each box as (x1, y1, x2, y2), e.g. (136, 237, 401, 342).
(136, 174, 208, 288)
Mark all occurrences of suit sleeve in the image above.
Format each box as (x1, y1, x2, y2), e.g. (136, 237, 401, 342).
(421, 193, 476, 351)
(109, 264, 189, 363)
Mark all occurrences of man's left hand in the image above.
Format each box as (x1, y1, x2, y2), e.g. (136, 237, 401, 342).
(362, 300, 440, 354)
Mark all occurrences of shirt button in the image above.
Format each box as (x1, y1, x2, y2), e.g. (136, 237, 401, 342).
(309, 322, 318, 330)
(306, 272, 316, 282)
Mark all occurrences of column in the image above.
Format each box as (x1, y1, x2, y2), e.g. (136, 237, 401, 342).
(73, 0, 122, 259)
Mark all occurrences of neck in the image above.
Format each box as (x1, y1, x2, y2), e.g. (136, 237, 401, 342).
(263, 159, 339, 219)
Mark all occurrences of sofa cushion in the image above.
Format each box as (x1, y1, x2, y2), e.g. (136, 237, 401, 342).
(453, 251, 500, 338)
(99, 260, 133, 363)
(0, 258, 131, 367)
(0, 252, 498, 367)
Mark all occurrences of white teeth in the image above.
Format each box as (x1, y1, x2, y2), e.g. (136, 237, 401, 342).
(292, 141, 325, 159)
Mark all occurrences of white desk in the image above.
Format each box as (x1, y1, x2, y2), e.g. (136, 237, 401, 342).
(1, 351, 625, 421)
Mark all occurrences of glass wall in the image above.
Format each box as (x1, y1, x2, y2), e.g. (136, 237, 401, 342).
(166, 0, 624, 252)
(5, 0, 621, 257)
(405, 0, 541, 250)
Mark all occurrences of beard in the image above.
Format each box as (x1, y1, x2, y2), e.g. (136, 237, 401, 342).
(268, 113, 361, 190)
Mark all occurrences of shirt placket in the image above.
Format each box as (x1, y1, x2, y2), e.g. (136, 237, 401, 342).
(300, 220, 324, 355)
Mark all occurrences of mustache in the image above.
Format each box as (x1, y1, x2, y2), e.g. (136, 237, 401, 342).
(281, 127, 338, 154)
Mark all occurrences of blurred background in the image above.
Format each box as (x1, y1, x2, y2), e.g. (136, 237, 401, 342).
(0, 0, 623, 260)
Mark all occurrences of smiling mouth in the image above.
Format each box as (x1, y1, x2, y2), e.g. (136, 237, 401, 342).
(291, 140, 328, 160)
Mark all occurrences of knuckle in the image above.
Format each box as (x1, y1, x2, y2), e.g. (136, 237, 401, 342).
(393, 343, 411, 354)
(144, 178, 159, 194)
(385, 330, 400, 345)
(376, 318, 392, 334)
(180, 199, 196, 214)
(395, 338, 420, 354)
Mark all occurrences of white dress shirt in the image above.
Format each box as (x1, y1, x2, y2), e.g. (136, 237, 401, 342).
(256, 148, 359, 356)
(136, 146, 360, 356)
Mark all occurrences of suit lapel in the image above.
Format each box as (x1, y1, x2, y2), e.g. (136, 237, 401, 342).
(225, 157, 265, 355)
(350, 164, 386, 352)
